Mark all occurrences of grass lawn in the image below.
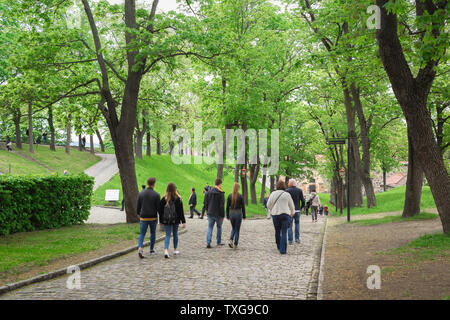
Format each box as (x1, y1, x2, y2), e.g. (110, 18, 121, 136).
(385, 233, 450, 262)
(16, 144, 101, 175)
(320, 185, 436, 216)
(0, 150, 49, 175)
(94, 154, 268, 217)
(350, 212, 439, 226)
(0, 223, 140, 274)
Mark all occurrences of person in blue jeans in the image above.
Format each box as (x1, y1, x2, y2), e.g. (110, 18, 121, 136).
(158, 183, 186, 258)
(267, 180, 295, 254)
(205, 178, 225, 248)
(226, 182, 246, 248)
(136, 178, 160, 258)
(286, 179, 305, 244)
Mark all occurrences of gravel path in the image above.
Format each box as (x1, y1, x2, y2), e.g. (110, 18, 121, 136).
(0, 215, 326, 300)
(84, 153, 118, 191)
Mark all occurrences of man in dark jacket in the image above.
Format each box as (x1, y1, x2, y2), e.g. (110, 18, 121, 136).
(136, 177, 160, 258)
(205, 178, 225, 248)
(188, 188, 201, 218)
(286, 179, 305, 244)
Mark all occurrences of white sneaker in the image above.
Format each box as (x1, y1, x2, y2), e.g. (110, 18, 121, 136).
(164, 251, 170, 258)
(174, 250, 180, 255)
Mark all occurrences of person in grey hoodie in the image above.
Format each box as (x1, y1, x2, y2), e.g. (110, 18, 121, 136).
(267, 180, 295, 254)
(310, 192, 321, 222)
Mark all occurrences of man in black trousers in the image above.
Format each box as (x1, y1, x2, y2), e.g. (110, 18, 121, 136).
(188, 188, 201, 218)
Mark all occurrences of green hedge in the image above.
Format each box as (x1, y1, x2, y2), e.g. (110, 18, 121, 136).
(0, 174, 94, 235)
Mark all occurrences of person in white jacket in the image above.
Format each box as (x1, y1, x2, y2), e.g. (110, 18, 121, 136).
(267, 180, 295, 254)
(310, 192, 321, 222)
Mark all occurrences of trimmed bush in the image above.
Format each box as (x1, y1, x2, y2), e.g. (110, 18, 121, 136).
(0, 173, 94, 235)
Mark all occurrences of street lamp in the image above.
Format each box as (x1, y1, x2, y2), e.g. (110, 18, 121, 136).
(327, 138, 351, 221)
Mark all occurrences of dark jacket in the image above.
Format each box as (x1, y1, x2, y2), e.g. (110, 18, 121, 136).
(263, 197, 268, 208)
(286, 186, 305, 211)
(158, 196, 186, 225)
(226, 193, 246, 219)
(189, 192, 197, 206)
(204, 187, 225, 218)
(136, 187, 160, 220)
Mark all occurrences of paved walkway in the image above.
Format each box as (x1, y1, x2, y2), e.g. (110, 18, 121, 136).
(84, 153, 119, 191)
(0, 215, 326, 300)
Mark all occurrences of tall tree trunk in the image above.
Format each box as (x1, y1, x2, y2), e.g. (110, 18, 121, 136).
(28, 101, 34, 153)
(382, 166, 387, 192)
(260, 172, 266, 204)
(217, 124, 231, 180)
(377, 0, 450, 233)
(89, 135, 95, 154)
(146, 129, 151, 156)
(96, 129, 105, 153)
(65, 114, 72, 155)
(78, 134, 83, 151)
(14, 108, 22, 150)
(135, 110, 146, 159)
(249, 162, 260, 205)
(169, 124, 176, 155)
(351, 84, 376, 207)
(270, 175, 275, 192)
(156, 132, 161, 155)
(343, 87, 363, 207)
(48, 106, 56, 151)
(240, 165, 249, 206)
(402, 131, 423, 217)
(234, 163, 240, 182)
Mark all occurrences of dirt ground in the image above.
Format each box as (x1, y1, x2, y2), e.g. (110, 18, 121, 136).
(321, 211, 450, 300)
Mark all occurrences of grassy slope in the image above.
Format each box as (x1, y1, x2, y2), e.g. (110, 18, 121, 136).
(0, 223, 139, 273)
(94, 155, 268, 217)
(320, 185, 436, 216)
(17, 144, 101, 175)
(0, 150, 48, 175)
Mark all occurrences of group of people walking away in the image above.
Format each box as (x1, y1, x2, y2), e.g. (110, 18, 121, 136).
(136, 176, 325, 259)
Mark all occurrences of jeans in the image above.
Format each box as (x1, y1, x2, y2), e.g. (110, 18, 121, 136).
(272, 214, 290, 254)
(288, 211, 301, 243)
(138, 220, 158, 250)
(164, 224, 179, 250)
(311, 206, 318, 221)
(206, 216, 223, 245)
(229, 213, 243, 246)
(189, 206, 201, 217)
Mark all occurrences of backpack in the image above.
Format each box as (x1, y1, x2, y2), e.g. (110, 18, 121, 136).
(163, 199, 177, 224)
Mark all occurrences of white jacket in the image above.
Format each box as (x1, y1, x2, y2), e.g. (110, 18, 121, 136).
(310, 193, 321, 207)
(267, 190, 295, 216)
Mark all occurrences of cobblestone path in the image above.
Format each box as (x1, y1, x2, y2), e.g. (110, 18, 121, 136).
(1, 215, 326, 300)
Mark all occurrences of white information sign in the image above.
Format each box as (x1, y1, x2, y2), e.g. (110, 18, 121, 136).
(105, 189, 120, 201)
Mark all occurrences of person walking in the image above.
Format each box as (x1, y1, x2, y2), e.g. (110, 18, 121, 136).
(267, 180, 295, 255)
(201, 182, 211, 219)
(205, 178, 225, 248)
(159, 182, 186, 258)
(310, 192, 321, 222)
(226, 182, 246, 249)
(286, 179, 305, 244)
(263, 194, 270, 219)
(6, 136, 12, 151)
(42, 131, 47, 144)
(188, 188, 201, 218)
(136, 177, 160, 258)
(305, 194, 311, 216)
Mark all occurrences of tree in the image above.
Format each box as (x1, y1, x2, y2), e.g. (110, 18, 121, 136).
(376, 0, 450, 233)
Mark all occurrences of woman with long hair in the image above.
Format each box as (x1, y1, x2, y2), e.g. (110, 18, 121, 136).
(226, 182, 246, 248)
(158, 182, 186, 258)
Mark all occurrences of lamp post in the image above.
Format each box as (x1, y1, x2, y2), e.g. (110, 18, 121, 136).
(327, 138, 350, 221)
